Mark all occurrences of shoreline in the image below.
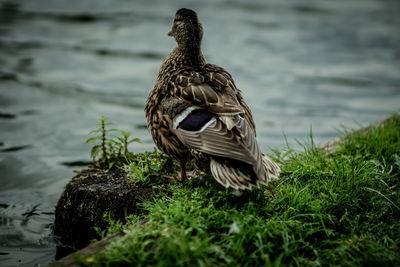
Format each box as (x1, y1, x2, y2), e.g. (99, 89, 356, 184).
(49, 113, 400, 266)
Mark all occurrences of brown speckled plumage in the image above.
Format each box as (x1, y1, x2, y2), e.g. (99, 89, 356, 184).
(145, 8, 280, 189)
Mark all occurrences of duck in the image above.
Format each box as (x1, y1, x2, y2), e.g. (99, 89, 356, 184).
(145, 8, 280, 190)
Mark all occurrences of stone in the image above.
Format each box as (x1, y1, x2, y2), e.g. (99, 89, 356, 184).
(53, 167, 165, 259)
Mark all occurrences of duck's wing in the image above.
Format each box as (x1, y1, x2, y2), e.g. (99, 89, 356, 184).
(168, 65, 273, 186)
(178, 112, 267, 184)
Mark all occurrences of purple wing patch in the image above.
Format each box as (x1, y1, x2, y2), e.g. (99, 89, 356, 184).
(177, 109, 213, 131)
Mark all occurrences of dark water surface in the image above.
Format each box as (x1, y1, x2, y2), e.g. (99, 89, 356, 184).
(1, 0, 399, 265)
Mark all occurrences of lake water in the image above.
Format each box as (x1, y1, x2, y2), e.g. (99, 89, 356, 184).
(0, 0, 399, 265)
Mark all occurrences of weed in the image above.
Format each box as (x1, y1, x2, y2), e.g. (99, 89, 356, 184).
(127, 158, 151, 184)
(94, 213, 125, 240)
(126, 149, 175, 185)
(85, 116, 140, 169)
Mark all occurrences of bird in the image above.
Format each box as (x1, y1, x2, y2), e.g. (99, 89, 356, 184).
(145, 8, 280, 190)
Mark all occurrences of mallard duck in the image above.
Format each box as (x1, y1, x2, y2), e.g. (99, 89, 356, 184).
(145, 8, 280, 189)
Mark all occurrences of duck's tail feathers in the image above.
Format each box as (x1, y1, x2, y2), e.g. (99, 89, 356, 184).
(210, 156, 281, 190)
(262, 154, 281, 181)
(210, 159, 255, 190)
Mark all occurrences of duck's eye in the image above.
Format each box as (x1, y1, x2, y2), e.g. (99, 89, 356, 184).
(174, 18, 182, 23)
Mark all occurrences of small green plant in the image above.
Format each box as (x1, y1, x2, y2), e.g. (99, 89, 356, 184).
(126, 149, 175, 185)
(94, 212, 126, 240)
(114, 130, 140, 155)
(127, 158, 151, 184)
(86, 117, 141, 169)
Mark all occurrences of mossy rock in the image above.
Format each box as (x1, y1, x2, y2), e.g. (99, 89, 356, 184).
(53, 167, 166, 259)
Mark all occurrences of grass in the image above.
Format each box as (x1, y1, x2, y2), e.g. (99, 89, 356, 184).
(80, 115, 400, 266)
(126, 149, 174, 185)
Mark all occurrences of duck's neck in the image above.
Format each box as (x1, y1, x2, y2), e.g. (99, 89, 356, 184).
(158, 45, 206, 79)
(177, 44, 205, 67)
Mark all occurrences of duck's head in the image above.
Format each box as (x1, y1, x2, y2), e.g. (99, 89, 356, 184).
(168, 8, 203, 49)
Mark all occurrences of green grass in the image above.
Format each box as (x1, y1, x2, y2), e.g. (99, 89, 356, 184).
(80, 115, 400, 266)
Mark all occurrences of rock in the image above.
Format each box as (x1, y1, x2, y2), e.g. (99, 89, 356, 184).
(53, 167, 165, 259)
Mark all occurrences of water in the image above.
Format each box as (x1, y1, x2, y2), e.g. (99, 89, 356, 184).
(0, 0, 399, 265)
